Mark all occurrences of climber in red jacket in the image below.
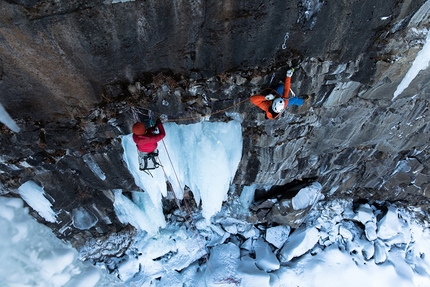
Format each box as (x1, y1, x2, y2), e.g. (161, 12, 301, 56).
(132, 119, 166, 171)
(250, 69, 305, 119)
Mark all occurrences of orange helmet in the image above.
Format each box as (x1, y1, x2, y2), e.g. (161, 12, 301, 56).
(132, 122, 146, 135)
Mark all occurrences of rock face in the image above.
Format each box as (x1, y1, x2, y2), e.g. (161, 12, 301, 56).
(1, 0, 430, 246)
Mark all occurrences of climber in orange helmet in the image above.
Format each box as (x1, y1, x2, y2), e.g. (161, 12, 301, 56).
(250, 69, 306, 119)
(132, 119, 166, 171)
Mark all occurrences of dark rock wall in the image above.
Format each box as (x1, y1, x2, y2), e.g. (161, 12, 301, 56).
(1, 0, 423, 120)
(1, 0, 430, 244)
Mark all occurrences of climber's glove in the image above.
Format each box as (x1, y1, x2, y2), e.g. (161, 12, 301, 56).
(265, 94, 275, 101)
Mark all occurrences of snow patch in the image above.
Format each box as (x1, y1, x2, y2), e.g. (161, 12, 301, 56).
(18, 180, 57, 223)
(0, 196, 119, 286)
(0, 102, 20, 133)
(394, 31, 430, 99)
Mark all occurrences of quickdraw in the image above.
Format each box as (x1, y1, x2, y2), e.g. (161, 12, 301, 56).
(282, 32, 289, 49)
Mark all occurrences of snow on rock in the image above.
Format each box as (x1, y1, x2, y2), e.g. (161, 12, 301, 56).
(374, 239, 388, 264)
(205, 224, 230, 247)
(364, 221, 378, 241)
(265, 225, 291, 249)
(275, 243, 416, 287)
(106, 194, 430, 286)
(216, 217, 251, 235)
(18, 180, 57, 223)
(163, 229, 208, 272)
(279, 226, 319, 262)
(291, 182, 322, 210)
(362, 240, 375, 260)
(117, 256, 140, 282)
(117, 227, 208, 284)
(377, 206, 406, 240)
(241, 238, 254, 251)
(237, 256, 271, 286)
(354, 203, 375, 224)
(394, 29, 430, 99)
(136, 230, 177, 261)
(205, 242, 241, 286)
(254, 238, 280, 272)
(339, 224, 354, 240)
(242, 225, 260, 239)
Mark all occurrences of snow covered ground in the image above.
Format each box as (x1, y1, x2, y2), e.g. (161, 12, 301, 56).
(0, 196, 121, 287)
(6, 119, 430, 286)
(4, 186, 430, 286)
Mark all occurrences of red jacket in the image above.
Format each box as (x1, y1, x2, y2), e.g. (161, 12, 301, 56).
(132, 121, 166, 153)
(250, 76, 291, 119)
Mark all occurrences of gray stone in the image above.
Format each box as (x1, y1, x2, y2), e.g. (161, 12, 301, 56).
(0, 0, 429, 254)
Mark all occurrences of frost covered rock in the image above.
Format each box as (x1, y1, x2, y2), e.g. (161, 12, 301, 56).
(222, 223, 238, 234)
(164, 233, 207, 271)
(117, 256, 139, 282)
(339, 225, 354, 240)
(204, 243, 241, 287)
(18, 180, 57, 223)
(242, 226, 260, 239)
(374, 240, 388, 264)
(362, 241, 375, 260)
(241, 238, 254, 251)
(279, 226, 319, 262)
(292, 182, 322, 210)
(237, 256, 271, 286)
(254, 238, 280, 272)
(265, 225, 291, 249)
(218, 218, 250, 235)
(377, 206, 405, 240)
(365, 221, 378, 241)
(205, 224, 229, 247)
(354, 204, 375, 224)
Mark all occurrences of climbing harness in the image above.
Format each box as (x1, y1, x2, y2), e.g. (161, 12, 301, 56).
(139, 151, 161, 177)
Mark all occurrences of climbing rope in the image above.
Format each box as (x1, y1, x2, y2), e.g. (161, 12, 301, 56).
(157, 140, 214, 274)
(130, 84, 298, 124)
(164, 97, 250, 123)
